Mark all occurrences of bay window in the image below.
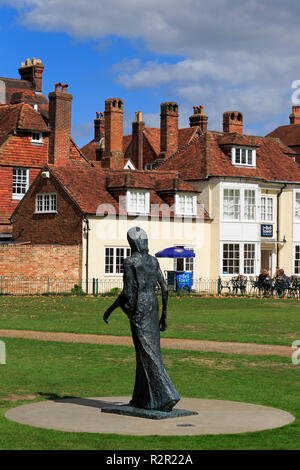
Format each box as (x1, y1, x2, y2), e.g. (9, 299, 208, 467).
(222, 186, 258, 222)
(222, 242, 256, 275)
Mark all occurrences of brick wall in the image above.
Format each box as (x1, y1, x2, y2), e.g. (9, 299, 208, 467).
(0, 244, 81, 280)
(12, 173, 83, 244)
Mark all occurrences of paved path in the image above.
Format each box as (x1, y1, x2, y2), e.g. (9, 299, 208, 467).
(0, 329, 292, 357)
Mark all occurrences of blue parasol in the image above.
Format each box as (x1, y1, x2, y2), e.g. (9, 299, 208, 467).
(155, 246, 195, 258)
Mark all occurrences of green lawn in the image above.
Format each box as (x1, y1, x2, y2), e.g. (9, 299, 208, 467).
(0, 337, 299, 450)
(0, 296, 299, 345)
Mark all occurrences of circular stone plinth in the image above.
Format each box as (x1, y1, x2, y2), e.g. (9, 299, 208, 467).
(5, 397, 294, 436)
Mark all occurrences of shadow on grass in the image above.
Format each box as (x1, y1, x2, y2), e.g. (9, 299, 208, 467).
(38, 392, 126, 409)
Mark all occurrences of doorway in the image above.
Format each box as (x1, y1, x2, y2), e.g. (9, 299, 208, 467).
(261, 249, 272, 274)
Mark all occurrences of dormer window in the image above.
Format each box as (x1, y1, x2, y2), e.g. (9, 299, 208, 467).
(175, 193, 197, 216)
(31, 132, 43, 144)
(231, 147, 256, 167)
(127, 190, 150, 214)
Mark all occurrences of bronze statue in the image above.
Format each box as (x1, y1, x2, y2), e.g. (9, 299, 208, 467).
(103, 226, 180, 412)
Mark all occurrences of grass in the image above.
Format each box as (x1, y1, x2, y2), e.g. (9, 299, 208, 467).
(0, 296, 300, 345)
(0, 337, 299, 450)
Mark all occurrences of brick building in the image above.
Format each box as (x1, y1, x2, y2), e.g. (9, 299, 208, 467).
(81, 102, 205, 170)
(10, 164, 210, 285)
(0, 58, 90, 239)
(267, 106, 300, 164)
(157, 110, 300, 278)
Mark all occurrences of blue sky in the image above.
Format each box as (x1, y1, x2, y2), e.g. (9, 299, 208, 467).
(0, 1, 299, 147)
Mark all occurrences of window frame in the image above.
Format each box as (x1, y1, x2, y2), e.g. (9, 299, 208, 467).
(221, 185, 258, 222)
(231, 147, 256, 167)
(31, 131, 43, 144)
(175, 193, 197, 217)
(221, 242, 257, 276)
(294, 245, 300, 275)
(12, 167, 29, 200)
(260, 195, 275, 223)
(294, 191, 300, 222)
(104, 246, 131, 276)
(35, 193, 57, 214)
(126, 190, 150, 215)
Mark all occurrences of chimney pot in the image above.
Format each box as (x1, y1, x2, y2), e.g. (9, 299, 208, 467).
(94, 111, 105, 142)
(290, 106, 300, 125)
(48, 84, 73, 165)
(102, 98, 124, 169)
(189, 105, 208, 131)
(19, 57, 44, 93)
(132, 112, 145, 169)
(223, 110, 243, 134)
(159, 101, 179, 159)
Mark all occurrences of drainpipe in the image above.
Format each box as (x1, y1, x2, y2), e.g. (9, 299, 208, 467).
(83, 216, 90, 293)
(276, 184, 287, 269)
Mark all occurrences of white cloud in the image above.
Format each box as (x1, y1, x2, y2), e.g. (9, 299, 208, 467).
(2, 0, 300, 133)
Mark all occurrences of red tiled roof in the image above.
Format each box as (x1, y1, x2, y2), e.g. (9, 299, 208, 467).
(158, 131, 300, 182)
(267, 124, 300, 148)
(81, 126, 200, 162)
(47, 165, 209, 219)
(0, 103, 48, 147)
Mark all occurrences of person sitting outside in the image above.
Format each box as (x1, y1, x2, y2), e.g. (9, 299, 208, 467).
(275, 269, 290, 297)
(278, 269, 290, 282)
(257, 269, 270, 293)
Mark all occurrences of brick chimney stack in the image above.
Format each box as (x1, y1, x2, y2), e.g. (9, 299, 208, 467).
(48, 83, 73, 165)
(290, 106, 300, 125)
(132, 111, 145, 169)
(94, 112, 104, 142)
(189, 105, 208, 132)
(102, 98, 124, 169)
(19, 58, 44, 93)
(223, 111, 243, 134)
(159, 102, 179, 159)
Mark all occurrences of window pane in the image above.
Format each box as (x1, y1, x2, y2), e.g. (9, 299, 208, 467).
(223, 243, 240, 274)
(244, 243, 255, 274)
(244, 189, 255, 220)
(295, 193, 300, 220)
(13, 168, 28, 195)
(241, 149, 247, 164)
(223, 189, 240, 220)
(105, 247, 131, 274)
(247, 150, 252, 165)
(295, 246, 300, 274)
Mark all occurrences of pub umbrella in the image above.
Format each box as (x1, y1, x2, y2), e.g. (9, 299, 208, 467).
(155, 246, 195, 258)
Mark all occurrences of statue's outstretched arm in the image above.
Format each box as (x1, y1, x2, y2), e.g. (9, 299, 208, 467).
(157, 264, 168, 331)
(103, 259, 136, 323)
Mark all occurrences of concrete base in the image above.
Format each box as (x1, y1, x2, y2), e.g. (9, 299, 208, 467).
(101, 403, 198, 419)
(5, 397, 295, 436)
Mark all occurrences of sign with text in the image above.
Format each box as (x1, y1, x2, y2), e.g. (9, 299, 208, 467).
(261, 224, 273, 237)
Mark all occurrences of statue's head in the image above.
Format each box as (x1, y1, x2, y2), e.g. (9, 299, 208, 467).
(127, 226, 149, 254)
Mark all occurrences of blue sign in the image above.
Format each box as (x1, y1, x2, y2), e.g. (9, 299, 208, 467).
(261, 224, 273, 237)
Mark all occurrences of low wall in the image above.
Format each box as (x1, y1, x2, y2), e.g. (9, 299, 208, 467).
(0, 244, 81, 281)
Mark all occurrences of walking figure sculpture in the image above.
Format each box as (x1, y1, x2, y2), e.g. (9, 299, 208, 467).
(103, 227, 180, 412)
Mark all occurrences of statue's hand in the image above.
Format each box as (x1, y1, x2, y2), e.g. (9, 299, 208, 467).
(103, 310, 110, 324)
(159, 317, 167, 331)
